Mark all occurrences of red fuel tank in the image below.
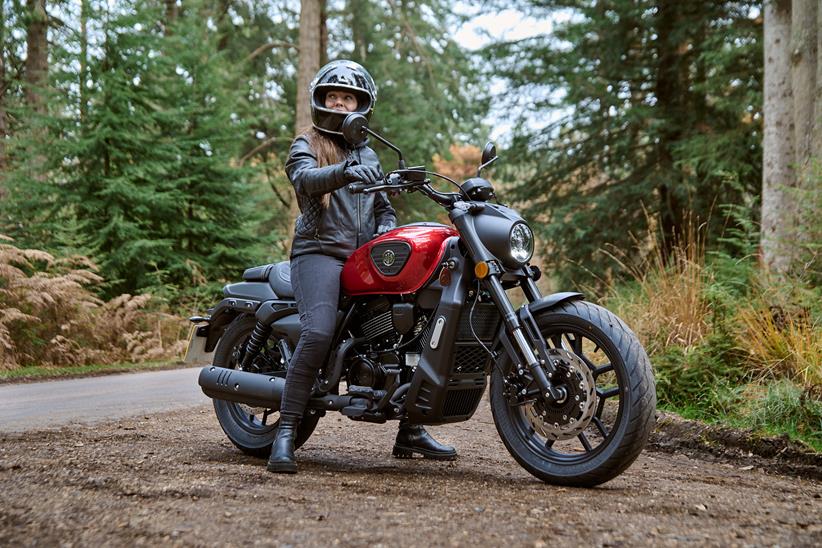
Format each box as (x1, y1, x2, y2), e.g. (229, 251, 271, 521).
(341, 223, 458, 296)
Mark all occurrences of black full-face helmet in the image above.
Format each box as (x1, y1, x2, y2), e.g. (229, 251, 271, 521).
(310, 59, 377, 136)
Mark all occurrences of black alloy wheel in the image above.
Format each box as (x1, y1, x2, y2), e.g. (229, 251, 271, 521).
(490, 300, 656, 486)
(212, 315, 320, 458)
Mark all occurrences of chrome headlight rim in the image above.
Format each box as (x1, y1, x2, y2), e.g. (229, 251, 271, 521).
(509, 222, 534, 264)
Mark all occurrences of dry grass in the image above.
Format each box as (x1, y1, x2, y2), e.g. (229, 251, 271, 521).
(0, 235, 186, 370)
(736, 305, 822, 388)
(606, 220, 711, 353)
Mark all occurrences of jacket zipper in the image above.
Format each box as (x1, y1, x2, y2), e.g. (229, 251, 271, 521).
(356, 149, 361, 248)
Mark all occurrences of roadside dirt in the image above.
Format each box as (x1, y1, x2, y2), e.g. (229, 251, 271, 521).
(1, 399, 820, 547)
(651, 410, 822, 481)
(0, 361, 188, 385)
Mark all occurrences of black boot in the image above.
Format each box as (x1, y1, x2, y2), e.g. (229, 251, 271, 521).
(266, 415, 299, 473)
(393, 422, 457, 460)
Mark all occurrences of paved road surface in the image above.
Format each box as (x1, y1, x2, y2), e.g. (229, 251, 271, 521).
(0, 368, 208, 432)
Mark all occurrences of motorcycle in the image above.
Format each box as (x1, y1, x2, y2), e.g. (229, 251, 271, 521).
(191, 113, 656, 486)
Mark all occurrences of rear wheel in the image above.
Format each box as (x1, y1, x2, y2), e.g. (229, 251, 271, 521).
(490, 300, 656, 486)
(212, 315, 319, 458)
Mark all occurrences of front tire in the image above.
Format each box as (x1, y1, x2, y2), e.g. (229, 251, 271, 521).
(490, 300, 656, 486)
(212, 315, 320, 458)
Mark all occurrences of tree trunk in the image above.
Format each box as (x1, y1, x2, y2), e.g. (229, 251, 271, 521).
(0, 1, 8, 175)
(24, 0, 47, 115)
(790, 0, 818, 270)
(165, 0, 178, 21)
(791, 0, 817, 173)
(320, 1, 328, 66)
(295, 0, 322, 136)
(80, 0, 89, 121)
(216, 0, 231, 51)
(289, 0, 325, 253)
(654, 0, 686, 262)
(762, 0, 797, 275)
(350, 0, 369, 64)
(164, 0, 178, 35)
(815, 2, 822, 160)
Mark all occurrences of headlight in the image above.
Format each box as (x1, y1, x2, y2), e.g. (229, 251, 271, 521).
(510, 222, 534, 264)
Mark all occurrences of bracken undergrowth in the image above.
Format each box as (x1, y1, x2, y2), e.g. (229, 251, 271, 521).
(0, 235, 187, 370)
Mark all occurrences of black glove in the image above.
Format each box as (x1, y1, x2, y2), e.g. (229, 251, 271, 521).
(373, 223, 395, 238)
(344, 163, 382, 186)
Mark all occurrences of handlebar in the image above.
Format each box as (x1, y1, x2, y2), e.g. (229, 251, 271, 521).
(346, 182, 373, 194)
(347, 172, 465, 207)
(346, 173, 407, 195)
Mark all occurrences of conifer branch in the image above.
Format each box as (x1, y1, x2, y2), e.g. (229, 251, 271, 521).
(385, 0, 435, 87)
(245, 41, 298, 63)
(239, 136, 288, 165)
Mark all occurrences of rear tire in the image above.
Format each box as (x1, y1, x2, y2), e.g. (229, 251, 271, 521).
(490, 300, 656, 486)
(212, 315, 319, 458)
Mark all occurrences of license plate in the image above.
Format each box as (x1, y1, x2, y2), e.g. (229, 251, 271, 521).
(184, 323, 213, 365)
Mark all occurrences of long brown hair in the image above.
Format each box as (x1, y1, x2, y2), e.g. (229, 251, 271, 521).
(301, 127, 345, 208)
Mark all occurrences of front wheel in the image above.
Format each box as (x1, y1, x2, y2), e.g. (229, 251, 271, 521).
(212, 315, 320, 458)
(490, 300, 656, 486)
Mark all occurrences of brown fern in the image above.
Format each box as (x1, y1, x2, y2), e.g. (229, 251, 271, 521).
(0, 234, 186, 370)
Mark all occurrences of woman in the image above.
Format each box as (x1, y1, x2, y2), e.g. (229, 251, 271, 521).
(267, 60, 457, 474)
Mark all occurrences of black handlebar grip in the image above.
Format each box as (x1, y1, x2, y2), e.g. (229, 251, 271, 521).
(347, 182, 368, 193)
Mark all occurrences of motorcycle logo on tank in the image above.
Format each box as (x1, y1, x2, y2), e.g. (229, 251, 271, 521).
(382, 249, 396, 267)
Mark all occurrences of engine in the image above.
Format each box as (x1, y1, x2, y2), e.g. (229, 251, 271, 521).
(345, 296, 429, 390)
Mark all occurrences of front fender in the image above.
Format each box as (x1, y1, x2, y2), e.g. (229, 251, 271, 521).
(526, 292, 584, 315)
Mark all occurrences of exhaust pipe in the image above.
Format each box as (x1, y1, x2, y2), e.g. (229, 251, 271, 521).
(198, 366, 368, 411)
(199, 366, 286, 408)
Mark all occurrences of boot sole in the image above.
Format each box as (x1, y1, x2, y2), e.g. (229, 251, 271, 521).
(392, 445, 458, 461)
(266, 460, 298, 474)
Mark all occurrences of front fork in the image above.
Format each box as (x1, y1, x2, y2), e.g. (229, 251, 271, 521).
(448, 205, 565, 403)
(480, 270, 567, 402)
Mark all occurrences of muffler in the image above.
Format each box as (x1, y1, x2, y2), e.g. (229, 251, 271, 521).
(198, 366, 368, 411)
(199, 366, 286, 408)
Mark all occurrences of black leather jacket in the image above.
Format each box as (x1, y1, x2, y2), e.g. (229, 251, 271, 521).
(286, 135, 396, 259)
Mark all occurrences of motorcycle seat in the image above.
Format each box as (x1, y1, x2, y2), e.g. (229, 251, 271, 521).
(241, 261, 294, 299)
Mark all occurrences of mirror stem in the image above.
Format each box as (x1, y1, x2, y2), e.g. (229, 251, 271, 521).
(477, 156, 498, 177)
(366, 128, 405, 168)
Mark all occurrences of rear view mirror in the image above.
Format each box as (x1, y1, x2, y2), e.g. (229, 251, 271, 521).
(477, 141, 498, 176)
(481, 142, 497, 164)
(341, 113, 369, 146)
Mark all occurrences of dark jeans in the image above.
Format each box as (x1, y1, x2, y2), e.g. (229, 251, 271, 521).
(279, 253, 345, 420)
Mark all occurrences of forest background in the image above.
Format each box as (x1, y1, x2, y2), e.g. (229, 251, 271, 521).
(0, 0, 820, 449)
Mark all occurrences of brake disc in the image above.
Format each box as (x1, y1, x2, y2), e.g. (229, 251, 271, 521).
(523, 348, 597, 441)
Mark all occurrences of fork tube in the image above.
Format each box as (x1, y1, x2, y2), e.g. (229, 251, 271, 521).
(523, 276, 542, 303)
(483, 275, 559, 399)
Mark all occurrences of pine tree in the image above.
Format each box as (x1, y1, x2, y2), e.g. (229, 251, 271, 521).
(3, 0, 261, 297)
(489, 1, 763, 288)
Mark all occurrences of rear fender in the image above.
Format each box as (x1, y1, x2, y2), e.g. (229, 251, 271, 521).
(199, 297, 299, 353)
(257, 301, 300, 348)
(202, 296, 258, 352)
(223, 281, 277, 302)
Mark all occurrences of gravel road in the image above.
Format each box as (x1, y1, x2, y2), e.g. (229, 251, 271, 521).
(1, 391, 820, 546)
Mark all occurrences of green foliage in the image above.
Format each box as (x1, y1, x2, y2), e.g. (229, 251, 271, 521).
(743, 380, 822, 450)
(609, 232, 822, 449)
(489, 1, 763, 289)
(333, 0, 488, 223)
(3, 0, 262, 298)
(653, 333, 747, 418)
